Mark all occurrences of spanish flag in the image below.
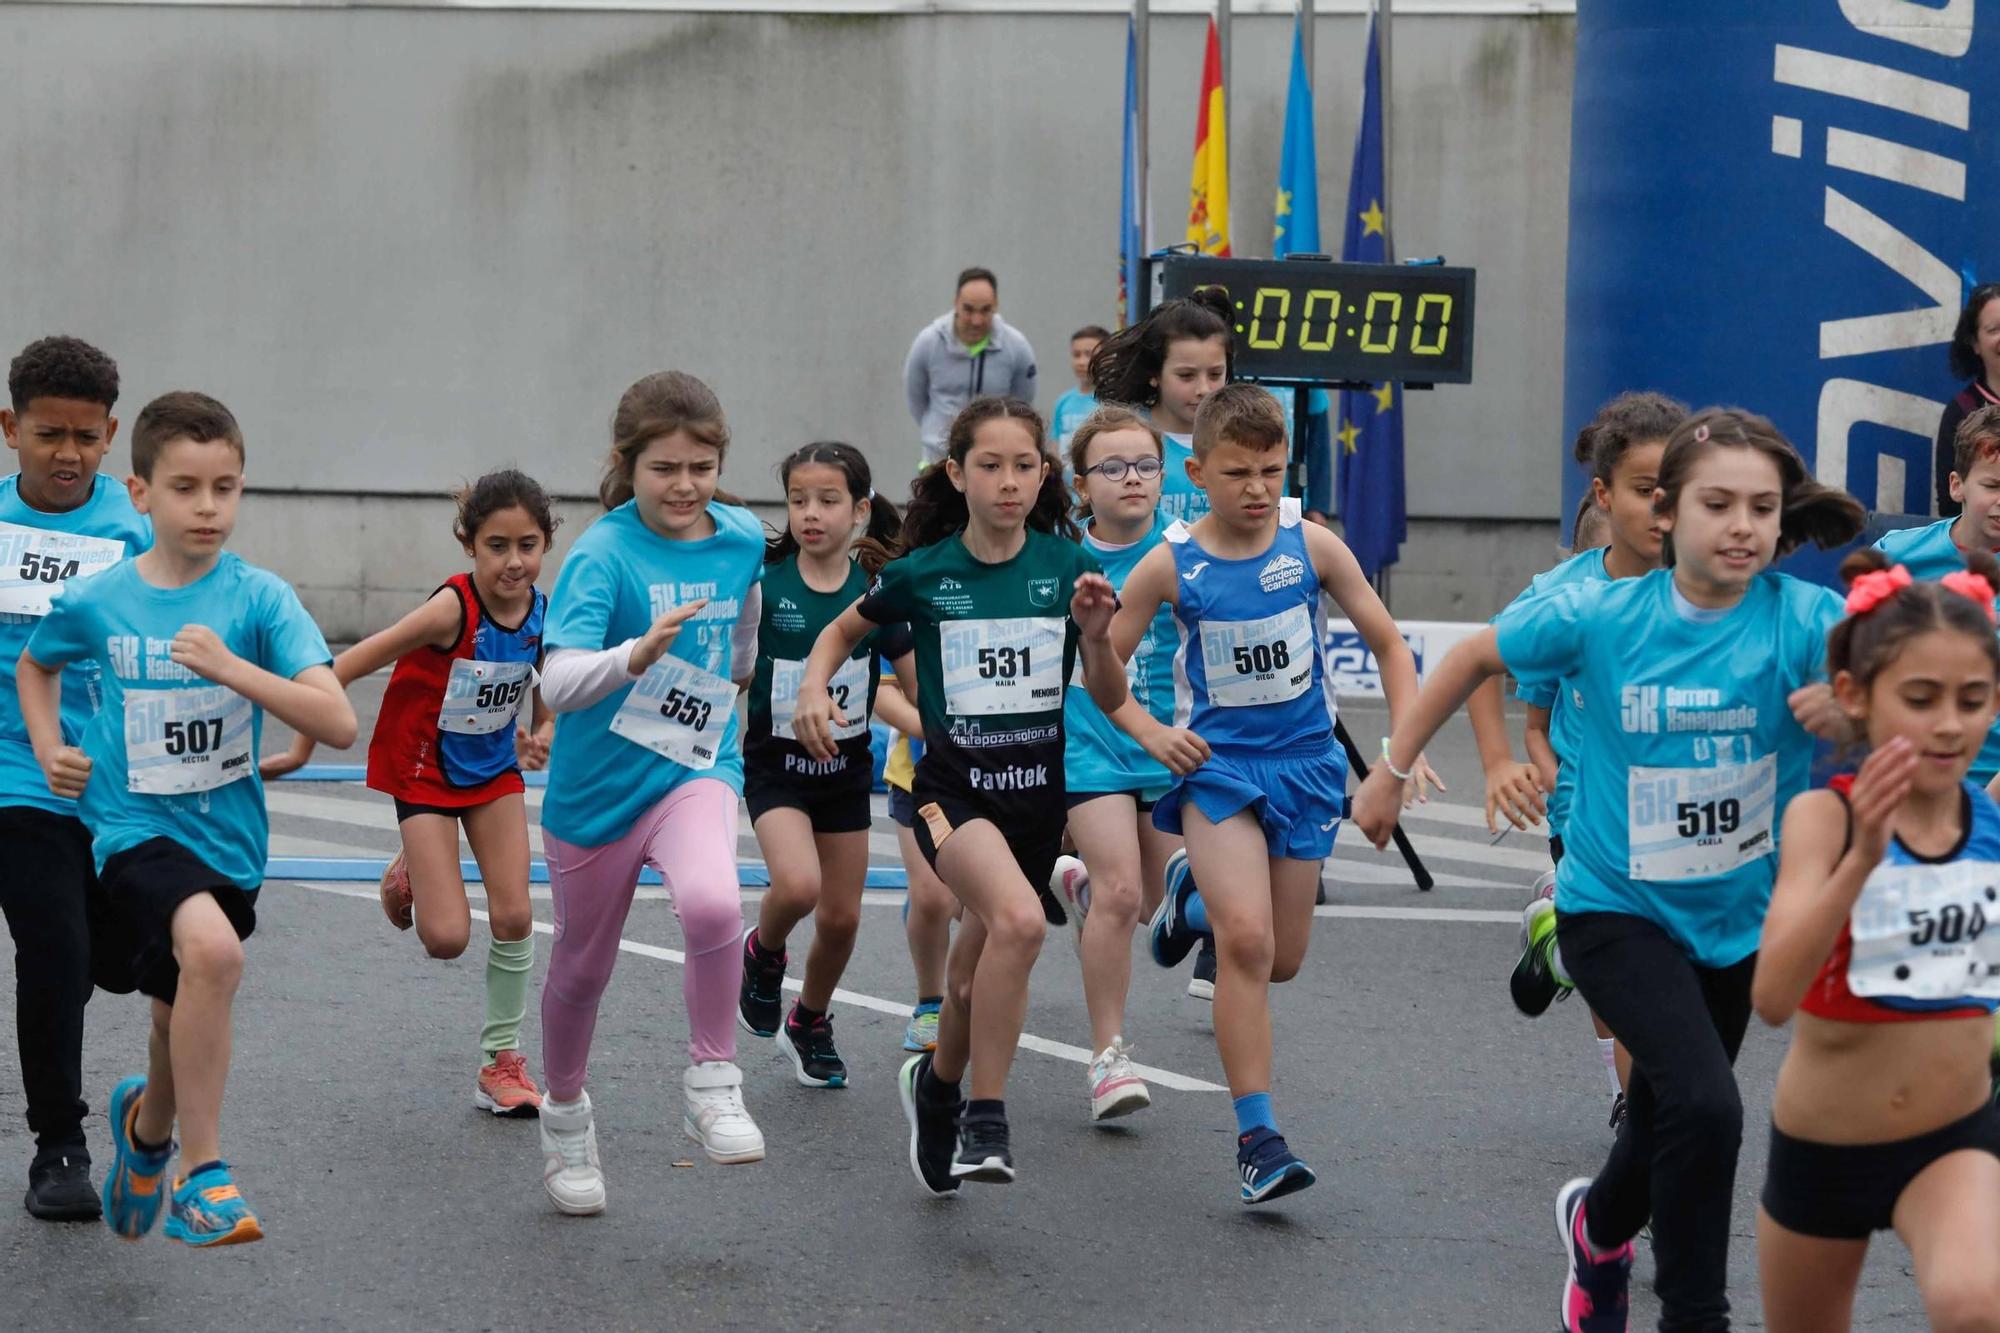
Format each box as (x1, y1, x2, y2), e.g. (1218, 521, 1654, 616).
(1186, 16, 1230, 257)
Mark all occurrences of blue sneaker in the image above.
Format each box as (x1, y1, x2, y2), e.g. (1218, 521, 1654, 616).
(1556, 1177, 1631, 1332)
(162, 1162, 263, 1248)
(1237, 1127, 1316, 1204)
(1148, 849, 1202, 969)
(101, 1075, 174, 1240)
(902, 1001, 941, 1053)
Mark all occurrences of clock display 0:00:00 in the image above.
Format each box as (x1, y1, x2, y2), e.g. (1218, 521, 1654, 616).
(1231, 287, 1454, 355)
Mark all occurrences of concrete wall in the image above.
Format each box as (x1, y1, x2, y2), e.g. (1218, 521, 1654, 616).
(0, 4, 1571, 634)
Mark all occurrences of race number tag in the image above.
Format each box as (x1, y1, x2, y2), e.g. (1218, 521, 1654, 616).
(0, 522, 126, 618)
(1198, 605, 1315, 707)
(940, 617, 1065, 716)
(1848, 860, 2000, 1002)
(437, 659, 533, 736)
(610, 657, 737, 770)
(1626, 755, 1776, 881)
(125, 685, 253, 796)
(770, 655, 870, 742)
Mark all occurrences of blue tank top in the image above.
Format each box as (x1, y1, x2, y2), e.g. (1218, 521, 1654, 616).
(441, 579, 546, 787)
(1166, 508, 1336, 752)
(1064, 513, 1176, 794)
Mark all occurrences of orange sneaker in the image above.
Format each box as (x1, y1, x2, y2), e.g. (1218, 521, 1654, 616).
(379, 852, 413, 930)
(475, 1050, 543, 1117)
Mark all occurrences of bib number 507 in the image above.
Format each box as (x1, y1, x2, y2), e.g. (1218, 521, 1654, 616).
(162, 719, 225, 756)
(659, 687, 713, 731)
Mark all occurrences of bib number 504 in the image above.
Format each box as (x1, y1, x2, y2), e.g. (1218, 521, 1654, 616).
(659, 687, 713, 730)
(163, 719, 225, 756)
(17, 553, 79, 584)
(1909, 902, 1987, 947)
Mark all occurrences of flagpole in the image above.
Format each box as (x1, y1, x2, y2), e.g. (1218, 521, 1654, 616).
(1135, 0, 1149, 292)
(1378, 0, 1392, 244)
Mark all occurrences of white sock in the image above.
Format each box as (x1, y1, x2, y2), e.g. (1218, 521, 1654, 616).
(1598, 1038, 1621, 1098)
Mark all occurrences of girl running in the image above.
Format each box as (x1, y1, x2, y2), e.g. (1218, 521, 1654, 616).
(737, 442, 914, 1089)
(1088, 288, 1232, 526)
(261, 469, 554, 1116)
(793, 396, 1103, 1193)
(1752, 550, 2000, 1332)
(1494, 394, 1684, 1134)
(531, 371, 767, 1216)
(1046, 404, 1206, 1122)
(1353, 409, 1866, 1331)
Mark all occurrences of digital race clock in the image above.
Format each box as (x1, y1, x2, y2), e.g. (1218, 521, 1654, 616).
(1155, 255, 1476, 386)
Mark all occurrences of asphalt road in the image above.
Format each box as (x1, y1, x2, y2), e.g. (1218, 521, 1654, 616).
(0, 694, 1934, 1331)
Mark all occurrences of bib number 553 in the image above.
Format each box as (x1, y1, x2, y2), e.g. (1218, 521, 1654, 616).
(659, 687, 713, 731)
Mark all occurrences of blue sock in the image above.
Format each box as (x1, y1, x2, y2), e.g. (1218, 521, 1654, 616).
(1233, 1092, 1275, 1136)
(1183, 888, 1210, 934)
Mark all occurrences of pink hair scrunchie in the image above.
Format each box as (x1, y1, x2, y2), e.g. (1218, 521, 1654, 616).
(1939, 569, 1999, 623)
(1845, 564, 1911, 616)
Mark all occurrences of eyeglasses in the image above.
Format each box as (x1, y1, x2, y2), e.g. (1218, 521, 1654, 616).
(1081, 455, 1163, 482)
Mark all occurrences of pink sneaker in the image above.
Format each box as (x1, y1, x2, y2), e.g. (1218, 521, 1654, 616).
(1049, 855, 1089, 956)
(1556, 1177, 1632, 1332)
(476, 1050, 544, 1117)
(379, 852, 413, 931)
(1088, 1037, 1151, 1122)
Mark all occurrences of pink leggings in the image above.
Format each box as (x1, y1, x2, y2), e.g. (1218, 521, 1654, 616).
(541, 778, 743, 1101)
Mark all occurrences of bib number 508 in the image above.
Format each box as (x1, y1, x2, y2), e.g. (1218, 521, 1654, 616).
(659, 687, 713, 730)
(1231, 642, 1291, 674)
(163, 719, 225, 756)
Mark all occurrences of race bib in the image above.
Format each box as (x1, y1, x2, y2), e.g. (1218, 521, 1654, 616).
(0, 522, 126, 618)
(437, 659, 533, 736)
(940, 617, 1065, 716)
(1626, 755, 1776, 881)
(125, 685, 253, 796)
(1198, 605, 1315, 707)
(1848, 860, 2000, 1002)
(770, 655, 871, 743)
(610, 657, 737, 770)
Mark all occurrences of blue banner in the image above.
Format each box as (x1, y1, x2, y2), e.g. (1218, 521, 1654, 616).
(1564, 4, 1996, 565)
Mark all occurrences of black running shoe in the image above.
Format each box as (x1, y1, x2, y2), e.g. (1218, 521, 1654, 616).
(777, 1009, 847, 1089)
(25, 1148, 100, 1222)
(737, 927, 786, 1038)
(898, 1055, 960, 1197)
(952, 1112, 1014, 1184)
(1607, 1092, 1628, 1133)
(1188, 936, 1217, 1001)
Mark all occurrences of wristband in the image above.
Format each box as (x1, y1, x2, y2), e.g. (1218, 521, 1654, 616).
(1379, 736, 1416, 783)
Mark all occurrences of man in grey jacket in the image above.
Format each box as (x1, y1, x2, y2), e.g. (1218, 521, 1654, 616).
(903, 267, 1038, 467)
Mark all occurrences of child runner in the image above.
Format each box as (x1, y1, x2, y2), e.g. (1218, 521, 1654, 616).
(1089, 289, 1231, 528)
(261, 470, 556, 1117)
(1752, 551, 2000, 1332)
(738, 442, 913, 1089)
(532, 371, 766, 1216)
(0, 337, 149, 1221)
(1090, 384, 1433, 1203)
(1353, 408, 1866, 1333)
(1047, 405, 1209, 1122)
(883, 727, 959, 1054)
(1050, 324, 1107, 459)
(1498, 393, 1683, 1135)
(793, 396, 1098, 1192)
(20, 391, 355, 1246)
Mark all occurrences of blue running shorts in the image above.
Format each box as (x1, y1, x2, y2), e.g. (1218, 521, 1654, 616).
(1152, 741, 1347, 861)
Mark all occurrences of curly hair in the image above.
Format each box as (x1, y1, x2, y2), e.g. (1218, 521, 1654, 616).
(8, 336, 118, 413)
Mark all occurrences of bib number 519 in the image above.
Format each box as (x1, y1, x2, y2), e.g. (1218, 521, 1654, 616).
(163, 719, 225, 756)
(659, 687, 713, 730)
(1675, 799, 1740, 840)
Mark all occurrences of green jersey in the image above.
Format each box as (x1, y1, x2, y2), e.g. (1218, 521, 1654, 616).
(857, 528, 1099, 809)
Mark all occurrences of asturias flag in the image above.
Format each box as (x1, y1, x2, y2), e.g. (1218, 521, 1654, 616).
(1120, 15, 1145, 326)
(1186, 17, 1230, 257)
(1273, 9, 1334, 513)
(1335, 15, 1406, 578)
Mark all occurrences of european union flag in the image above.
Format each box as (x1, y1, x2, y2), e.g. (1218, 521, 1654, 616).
(1272, 11, 1335, 513)
(1335, 15, 1406, 578)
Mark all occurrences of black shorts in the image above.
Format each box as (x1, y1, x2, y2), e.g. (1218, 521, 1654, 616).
(1761, 1101, 2000, 1239)
(395, 798, 466, 823)
(909, 791, 1067, 926)
(1064, 788, 1158, 815)
(745, 778, 873, 835)
(888, 785, 916, 829)
(96, 838, 258, 1005)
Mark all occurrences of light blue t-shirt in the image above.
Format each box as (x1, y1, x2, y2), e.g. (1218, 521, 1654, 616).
(1158, 432, 1208, 526)
(1875, 517, 2000, 784)
(1495, 568, 1842, 968)
(1497, 547, 1610, 839)
(1065, 514, 1176, 795)
(542, 500, 764, 847)
(0, 474, 152, 816)
(25, 553, 330, 888)
(1051, 389, 1098, 453)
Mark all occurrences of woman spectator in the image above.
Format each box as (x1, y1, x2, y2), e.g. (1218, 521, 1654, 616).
(1933, 282, 2000, 517)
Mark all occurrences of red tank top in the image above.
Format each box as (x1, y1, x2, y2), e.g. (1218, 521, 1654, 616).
(1798, 774, 1994, 1024)
(365, 574, 536, 807)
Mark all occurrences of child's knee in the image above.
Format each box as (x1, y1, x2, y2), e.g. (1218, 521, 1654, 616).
(1216, 923, 1275, 976)
(989, 902, 1045, 958)
(174, 924, 243, 988)
(1926, 1273, 2000, 1333)
(1089, 871, 1141, 926)
(815, 900, 861, 947)
(677, 883, 745, 952)
(487, 906, 534, 946)
(419, 921, 471, 960)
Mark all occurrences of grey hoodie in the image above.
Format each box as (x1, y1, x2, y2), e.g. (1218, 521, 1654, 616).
(902, 312, 1038, 464)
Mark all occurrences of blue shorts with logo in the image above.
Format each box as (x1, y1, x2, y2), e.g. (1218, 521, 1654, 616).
(1152, 741, 1347, 862)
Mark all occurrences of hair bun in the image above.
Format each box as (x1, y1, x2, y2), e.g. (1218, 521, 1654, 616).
(1837, 546, 1893, 589)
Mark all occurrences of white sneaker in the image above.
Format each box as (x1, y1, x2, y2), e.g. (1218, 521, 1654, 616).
(1050, 855, 1089, 957)
(538, 1091, 606, 1215)
(1088, 1036, 1152, 1122)
(683, 1062, 766, 1164)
